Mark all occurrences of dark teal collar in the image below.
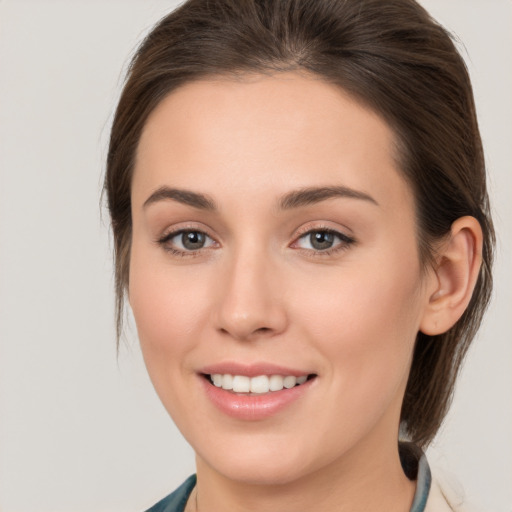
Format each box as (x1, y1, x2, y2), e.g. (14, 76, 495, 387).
(399, 442, 432, 512)
(145, 474, 196, 512)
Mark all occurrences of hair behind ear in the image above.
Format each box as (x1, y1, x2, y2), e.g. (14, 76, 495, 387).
(402, 215, 487, 446)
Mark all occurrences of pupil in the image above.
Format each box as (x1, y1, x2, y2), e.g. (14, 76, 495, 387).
(182, 231, 205, 250)
(311, 231, 334, 250)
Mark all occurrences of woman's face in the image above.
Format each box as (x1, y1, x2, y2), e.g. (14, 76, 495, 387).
(129, 72, 433, 484)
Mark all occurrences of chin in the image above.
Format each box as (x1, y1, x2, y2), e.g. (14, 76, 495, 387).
(208, 456, 311, 486)
(194, 431, 334, 487)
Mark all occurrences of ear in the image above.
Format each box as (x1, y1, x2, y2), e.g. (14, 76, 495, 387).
(419, 216, 483, 336)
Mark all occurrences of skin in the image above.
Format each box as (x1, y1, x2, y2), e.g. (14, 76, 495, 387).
(129, 72, 478, 512)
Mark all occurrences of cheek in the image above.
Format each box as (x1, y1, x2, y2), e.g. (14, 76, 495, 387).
(293, 258, 423, 392)
(128, 245, 209, 362)
(127, 246, 217, 425)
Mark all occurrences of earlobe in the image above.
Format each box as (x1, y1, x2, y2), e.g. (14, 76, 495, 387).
(420, 216, 483, 336)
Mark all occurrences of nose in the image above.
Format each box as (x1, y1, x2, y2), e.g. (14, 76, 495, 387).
(212, 247, 288, 341)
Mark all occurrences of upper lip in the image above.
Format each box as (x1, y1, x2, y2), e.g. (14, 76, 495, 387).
(198, 362, 314, 378)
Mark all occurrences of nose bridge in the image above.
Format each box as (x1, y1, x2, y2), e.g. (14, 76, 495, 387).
(213, 239, 287, 340)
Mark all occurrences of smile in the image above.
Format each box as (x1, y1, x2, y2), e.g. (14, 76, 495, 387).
(200, 368, 317, 420)
(208, 373, 311, 394)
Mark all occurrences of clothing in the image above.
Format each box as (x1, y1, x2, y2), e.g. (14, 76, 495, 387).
(144, 445, 459, 512)
(145, 474, 196, 512)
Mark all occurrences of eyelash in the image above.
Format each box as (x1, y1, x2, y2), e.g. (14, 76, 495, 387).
(157, 228, 217, 257)
(156, 227, 356, 258)
(291, 226, 356, 257)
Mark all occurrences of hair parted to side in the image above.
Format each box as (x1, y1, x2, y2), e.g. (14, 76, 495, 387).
(105, 0, 494, 447)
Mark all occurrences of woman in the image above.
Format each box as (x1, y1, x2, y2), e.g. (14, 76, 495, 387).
(105, 0, 494, 510)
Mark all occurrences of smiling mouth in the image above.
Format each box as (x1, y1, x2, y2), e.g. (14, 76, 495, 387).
(203, 373, 317, 394)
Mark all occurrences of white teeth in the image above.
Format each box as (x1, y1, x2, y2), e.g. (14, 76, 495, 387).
(210, 373, 310, 393)
(221, 374, 233, 390)
(283, 376, 297, 388)
(250, 375, 269, 393)
(232, 375, 250, 392)
(269, 375, 284, 391)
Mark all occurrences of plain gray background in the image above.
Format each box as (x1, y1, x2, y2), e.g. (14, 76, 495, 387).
(0, 1, 510, 511)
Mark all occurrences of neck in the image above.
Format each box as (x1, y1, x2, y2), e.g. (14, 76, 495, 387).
(193, 437, 416, 512)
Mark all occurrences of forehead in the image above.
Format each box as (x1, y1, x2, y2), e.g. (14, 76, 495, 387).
(133, 72, 413, 214)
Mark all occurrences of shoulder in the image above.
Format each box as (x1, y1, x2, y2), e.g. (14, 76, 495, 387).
(144, 475, 196, 512)
(400, 443, 481, 512)
(425, 475, 481, 512)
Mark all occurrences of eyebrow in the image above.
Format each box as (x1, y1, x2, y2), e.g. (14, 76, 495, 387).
(278, 186, 378, 209)
(143, 186, 217, 210)
(142, 184, 378, 211)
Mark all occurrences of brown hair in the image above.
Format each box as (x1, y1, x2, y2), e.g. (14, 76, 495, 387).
(105, 0, 494, 447)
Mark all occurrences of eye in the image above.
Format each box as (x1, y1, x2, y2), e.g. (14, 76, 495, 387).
(158, 229, 217, 254)
(293, 229, 355, 253)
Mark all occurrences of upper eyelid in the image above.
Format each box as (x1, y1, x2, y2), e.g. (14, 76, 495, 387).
(292, 229, 355, 246)
(158, 229, 217, 249)
(293, 223, 355, 240)
(158, 223, 217, 240)
(297, 227, 345, 237)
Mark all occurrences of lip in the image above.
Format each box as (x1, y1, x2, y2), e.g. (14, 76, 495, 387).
(199, 361, 312, 378)
(198, 362, 316, 421)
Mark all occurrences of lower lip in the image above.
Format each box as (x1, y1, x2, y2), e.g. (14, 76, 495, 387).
(200, 376, 315, 421)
